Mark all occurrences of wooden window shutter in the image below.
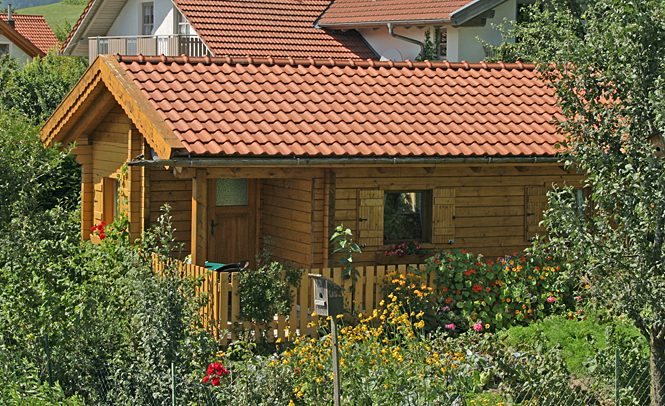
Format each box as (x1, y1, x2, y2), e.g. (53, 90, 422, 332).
(358, 189, 384, 247)
(525, 186, 548, 241)
(432, 189, 455, 244)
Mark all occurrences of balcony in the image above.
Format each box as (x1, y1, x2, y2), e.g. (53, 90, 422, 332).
(88, 35, 210, 64)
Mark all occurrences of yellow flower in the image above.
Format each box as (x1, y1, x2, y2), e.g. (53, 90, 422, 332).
(276, 338, 282, 343)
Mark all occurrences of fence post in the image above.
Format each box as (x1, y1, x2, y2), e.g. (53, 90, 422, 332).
(615, 348, 620, 406)
(171, 362, 176, 406)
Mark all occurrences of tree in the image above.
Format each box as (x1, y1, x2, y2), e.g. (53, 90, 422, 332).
(493, 1, 665, 404)
(0, 51, 87, 124)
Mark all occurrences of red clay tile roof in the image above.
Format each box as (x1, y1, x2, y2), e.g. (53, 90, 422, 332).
(318, 0, 474, 26)
(1, 13, 58, 54)
(62, 0, 376, 59)
(173, 0, 376, 59)
(117, 54, 562, 158)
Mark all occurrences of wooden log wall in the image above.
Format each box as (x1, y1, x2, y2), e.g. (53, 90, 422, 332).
(333, 164, 584, 266)
(91, 106, 130, 227)
(149, 167, 192, 254)
(261, 178, 316, 269)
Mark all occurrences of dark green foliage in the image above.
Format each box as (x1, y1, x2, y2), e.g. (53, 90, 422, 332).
(0, 51, 87, 124)
(52, 19, 73, 43)
(236, 238, 302, 343)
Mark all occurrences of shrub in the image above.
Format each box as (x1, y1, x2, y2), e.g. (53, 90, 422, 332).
(236, 238, 302, 344)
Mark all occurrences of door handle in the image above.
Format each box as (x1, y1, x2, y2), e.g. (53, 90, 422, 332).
(211, 219, 216, 235)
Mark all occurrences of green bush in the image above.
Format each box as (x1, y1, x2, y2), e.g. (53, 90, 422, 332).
(235, 238, 302, 344)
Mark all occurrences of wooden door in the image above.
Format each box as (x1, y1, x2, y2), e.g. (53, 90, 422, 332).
(207, 179, 258, 266)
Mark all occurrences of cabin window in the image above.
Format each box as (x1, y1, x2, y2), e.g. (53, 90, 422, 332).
(216, 178, 248, 206)
(383, 191, 432, 243)
(141, 3, 154, 35)
(0, 44, 8, 55)
(358, 188, 454, 247)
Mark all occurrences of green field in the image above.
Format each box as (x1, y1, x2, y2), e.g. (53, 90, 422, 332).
(16, 2, 85, 34)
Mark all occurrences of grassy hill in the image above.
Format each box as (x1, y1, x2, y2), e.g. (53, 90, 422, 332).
(16, 2, 85, 36)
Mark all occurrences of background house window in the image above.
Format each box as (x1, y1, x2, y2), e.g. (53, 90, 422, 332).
(0, 44, 9, 55)
(383, 191, 431, 243)
(216, 178, 248, 206)
(175, 9, 191, 35)
(142, 3, 154, 35)
(438, 28, 447, 60)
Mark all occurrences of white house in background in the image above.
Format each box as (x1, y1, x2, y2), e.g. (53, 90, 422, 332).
(317, 0, 518, 63)
(60, 0, 521, 64)
(0, 11, 58, 63)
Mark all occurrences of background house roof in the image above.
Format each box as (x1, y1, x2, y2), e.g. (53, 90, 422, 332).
(116, 55, 562, 158)
(63, 0, 376, 59)
(317, 0, 474, 27)
(173, 0, 376, 59)
(0, 13, 58, 54)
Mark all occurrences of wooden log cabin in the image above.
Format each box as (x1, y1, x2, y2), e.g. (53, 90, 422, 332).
(41, 54, 583, 270)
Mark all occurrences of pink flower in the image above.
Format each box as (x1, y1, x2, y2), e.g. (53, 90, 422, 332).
(473, 323, 482, 332)
(575, 296, 581, 300)
(445, 323, 455, 330)
(547, 296, 556, 303)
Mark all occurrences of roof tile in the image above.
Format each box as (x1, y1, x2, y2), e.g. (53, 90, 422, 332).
(1, 13, 58, 54)
(118, 55, 563, 158)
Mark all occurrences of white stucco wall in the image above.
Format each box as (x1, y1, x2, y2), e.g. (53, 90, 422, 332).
(456, 0, 516, 62)
(0, 34, 32, 65)
(359, 25, 428, 62)
(356, 0, 516, 63)
(107, 0, 176, 36)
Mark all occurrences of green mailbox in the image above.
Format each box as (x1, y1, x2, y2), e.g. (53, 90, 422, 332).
(309, 274, 344, 317)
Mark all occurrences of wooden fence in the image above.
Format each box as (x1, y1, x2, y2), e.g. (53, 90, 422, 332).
(155, 259, 436, 345)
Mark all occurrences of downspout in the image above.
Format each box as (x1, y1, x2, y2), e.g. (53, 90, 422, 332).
(387, 23, 424, 60)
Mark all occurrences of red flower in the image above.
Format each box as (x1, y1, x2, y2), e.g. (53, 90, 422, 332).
(211, 377, 220, 386)
(446, 297, 452, 304)
(99, 234, 106, 240)
(97, 224, 104, 231)
(100, 220, 106, 227)
(442, 287, 448, 292)
(89, 226, 96, 232)
(202, 376, 210, 383)
(461, 250, 467, 254)
(456, 290, 461, 295)
(207, 365, 214, 375)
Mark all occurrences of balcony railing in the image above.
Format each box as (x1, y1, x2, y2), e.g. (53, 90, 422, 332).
(88, 34, 210, 64)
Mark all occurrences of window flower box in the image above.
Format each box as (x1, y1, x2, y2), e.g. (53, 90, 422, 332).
(376, 252, 432, 265)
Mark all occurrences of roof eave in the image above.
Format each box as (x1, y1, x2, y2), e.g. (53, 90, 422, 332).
(0, 19, 45, 58)
(317, 18, 452, 30)
(42, 54, 183, 160)
(127, 155, 562, 168)
(450, 0, 509, 26)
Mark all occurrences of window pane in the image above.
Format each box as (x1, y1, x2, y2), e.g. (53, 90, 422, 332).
(216, 178, 248, 206)
(384, 191, 426, 242)
(0, 44, 8, 55)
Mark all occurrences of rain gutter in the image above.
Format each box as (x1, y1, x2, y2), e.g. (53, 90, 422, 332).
(387, 23, 424, 60)
(127, 155, 561, 168)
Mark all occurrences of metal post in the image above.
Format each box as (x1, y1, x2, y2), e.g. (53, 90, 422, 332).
(331, 317, 341, 406)
(171, 362, 176, 406)
(44, 335, 53, 387)
(615, 348, 620, 406)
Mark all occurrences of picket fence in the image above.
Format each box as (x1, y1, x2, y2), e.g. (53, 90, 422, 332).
(154, 259, 434, 345)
